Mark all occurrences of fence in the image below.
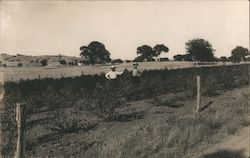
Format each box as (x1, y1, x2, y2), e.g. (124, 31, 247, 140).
(0, 63, 249, 157)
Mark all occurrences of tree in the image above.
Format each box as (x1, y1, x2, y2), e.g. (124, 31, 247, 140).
(229, 46, 249, 63)
(136, 45, 155, 61)
(153, 44, 169, 61)
(80, 41, 111, 65)
(185, 38, 215, 62)
(135, 44, 169, 62)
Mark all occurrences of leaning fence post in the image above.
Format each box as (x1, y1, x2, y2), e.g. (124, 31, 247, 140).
(196, 76, 201, 114)
(15, 103, 26, 158)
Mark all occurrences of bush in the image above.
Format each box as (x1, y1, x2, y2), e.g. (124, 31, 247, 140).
(111, 59, 123, 64)
(17, 63, 22, 67)
(40, 59, 48, 66)
(159, 57, 169, 61)
(59, 60, 67, 65)
(125, 60, 132, 63)
(48, 109, 98, 133)
(90, 85, 128, 121)
(68, 61, 74, 65)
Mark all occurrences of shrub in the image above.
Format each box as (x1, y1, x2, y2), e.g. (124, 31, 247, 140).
(68, 61, 74, 65)
(40, 59, 48, 66)
(17, 63, 22, 67)
(90, 85, 128, 121)
(111, 59, 123, 64)
(48, 109, 98, 133)
(59, 60, 67, 65)
(159, 57, 169, 61)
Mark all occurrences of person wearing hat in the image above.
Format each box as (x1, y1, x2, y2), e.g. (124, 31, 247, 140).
(105, 65, 124, 80)
(132, 62, 143, 84)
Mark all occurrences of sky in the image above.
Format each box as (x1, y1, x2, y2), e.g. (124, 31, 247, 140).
(0, 0, 249, 60)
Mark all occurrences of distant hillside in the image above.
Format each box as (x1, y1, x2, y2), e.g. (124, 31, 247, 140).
(0, 53, 82, 67)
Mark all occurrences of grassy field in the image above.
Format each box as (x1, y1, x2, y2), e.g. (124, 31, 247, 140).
(0, 61, 196, 82)
(1, 61, 240, 82)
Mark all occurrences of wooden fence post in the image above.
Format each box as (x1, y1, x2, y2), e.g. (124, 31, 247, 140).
(15, 103, 26, 158)
(11, 72, 14, 81)
(38, 74, 41, 80)
(248, 64, 250, 85)
(196, 76, 201, 114)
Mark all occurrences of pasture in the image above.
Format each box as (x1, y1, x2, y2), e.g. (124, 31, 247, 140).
(0, 61, 232, 82)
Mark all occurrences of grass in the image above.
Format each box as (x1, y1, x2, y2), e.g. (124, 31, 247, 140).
(1, 61, 196, 82)
(0, 64, 249, 157)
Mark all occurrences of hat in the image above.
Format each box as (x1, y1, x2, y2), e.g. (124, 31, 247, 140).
(133, 62, 138, 65)
(110, 65, 116, 69)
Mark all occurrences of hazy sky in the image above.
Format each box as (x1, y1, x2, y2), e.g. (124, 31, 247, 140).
(0, 0, 249, 59)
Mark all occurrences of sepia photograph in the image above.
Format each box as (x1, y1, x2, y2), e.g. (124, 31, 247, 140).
(0, 0, 249, 157)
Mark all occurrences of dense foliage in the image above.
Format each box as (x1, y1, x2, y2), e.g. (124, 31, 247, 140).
(80, 41, 111, 65)
(186, 38, 215, 62)
(229, 46, 249, 63)
(135, 44, 169, 62)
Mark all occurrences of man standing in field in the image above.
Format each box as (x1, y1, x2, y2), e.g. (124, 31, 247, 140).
(105, 65, 124, 80)
(132, 62, 143, 84)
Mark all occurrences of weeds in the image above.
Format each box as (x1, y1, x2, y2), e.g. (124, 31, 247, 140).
(0, 64, 249, 157)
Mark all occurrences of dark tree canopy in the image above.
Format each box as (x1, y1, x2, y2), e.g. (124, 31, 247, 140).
(135, 45, 155, 62)
(137, 45, 155, 58)
(229, 46, 249, 63)
(135, 44, 169, 62)
(80, 41, 111, 65)
(153, 44, 169, 57)
(185, 38, 215, 62)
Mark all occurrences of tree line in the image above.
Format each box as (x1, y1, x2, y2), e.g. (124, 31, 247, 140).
(80, 38, 249, 65)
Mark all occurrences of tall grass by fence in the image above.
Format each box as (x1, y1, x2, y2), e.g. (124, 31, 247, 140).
(0, 64, 249, 157)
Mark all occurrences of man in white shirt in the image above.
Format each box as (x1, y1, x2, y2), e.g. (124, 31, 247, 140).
(132, 62, 143, 84)
(105, 65, 124, 80)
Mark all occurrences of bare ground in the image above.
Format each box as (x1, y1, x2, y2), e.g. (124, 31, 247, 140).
(199, 126, 250, 158)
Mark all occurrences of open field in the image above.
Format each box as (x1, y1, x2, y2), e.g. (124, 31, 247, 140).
(0, 61, 246, 82)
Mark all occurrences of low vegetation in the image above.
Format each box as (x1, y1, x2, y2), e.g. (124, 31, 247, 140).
(0, 64, 249, 157)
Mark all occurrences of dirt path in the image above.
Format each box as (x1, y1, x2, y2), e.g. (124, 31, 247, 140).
(200, 126, 250, 158)
(196, 85, 250, 158)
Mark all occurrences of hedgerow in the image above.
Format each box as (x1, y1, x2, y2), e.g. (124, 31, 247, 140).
(0, 64, 249, 156)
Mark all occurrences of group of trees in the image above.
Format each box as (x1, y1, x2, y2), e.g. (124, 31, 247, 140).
(79, 39, 249, 64)
(134, 44, 169, 62)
